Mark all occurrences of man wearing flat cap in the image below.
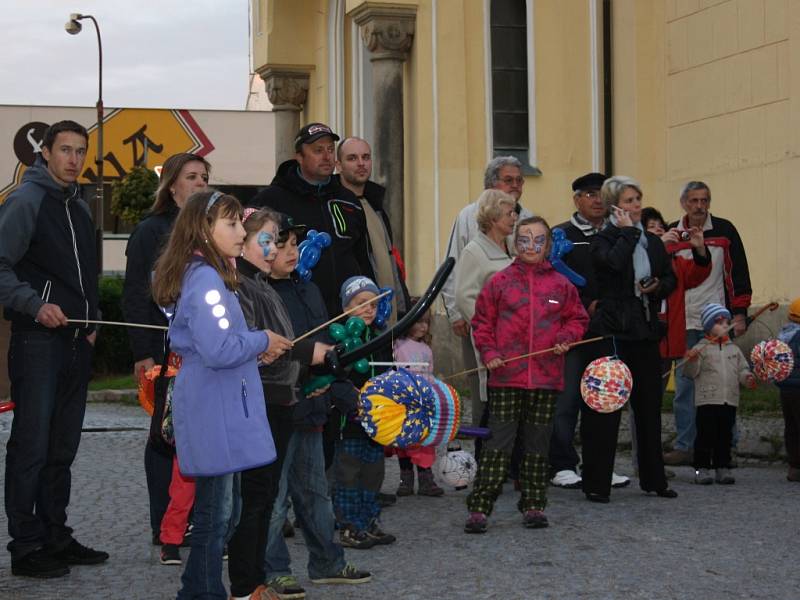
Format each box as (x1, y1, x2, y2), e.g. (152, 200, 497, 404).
(548, 172, 629, 490)
(251, 123, 374, 319)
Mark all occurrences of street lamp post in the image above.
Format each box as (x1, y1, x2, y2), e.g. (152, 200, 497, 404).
(65, 13, 104, 272)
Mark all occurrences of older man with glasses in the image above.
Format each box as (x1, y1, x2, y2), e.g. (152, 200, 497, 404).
(663, 181, 752, 466)
(547, 173, 630, 490)
(441, 156, 534, 428)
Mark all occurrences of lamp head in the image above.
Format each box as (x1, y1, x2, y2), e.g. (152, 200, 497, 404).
(65, 13, 83, 35)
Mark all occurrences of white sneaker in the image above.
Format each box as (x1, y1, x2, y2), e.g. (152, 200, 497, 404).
(611, 472, 631, 488)
(550, 470, 582, 488)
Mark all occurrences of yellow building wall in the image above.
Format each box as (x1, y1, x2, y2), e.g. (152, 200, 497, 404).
(254, 0, 797, 304)
(614, 0, 796, 305)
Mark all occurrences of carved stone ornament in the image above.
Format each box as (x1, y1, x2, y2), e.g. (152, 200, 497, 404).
(351, 5, 416, 61)
(258, 67, 311, 110)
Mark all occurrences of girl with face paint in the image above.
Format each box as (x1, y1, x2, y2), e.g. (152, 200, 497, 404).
(230, 207, 332, 599)
(464, 217, 590, 534)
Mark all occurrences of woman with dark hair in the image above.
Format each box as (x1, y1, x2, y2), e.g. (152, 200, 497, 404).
(152, 190, 291, 600)
(581, 176, 678, 503)
(121, 153, 209, 546)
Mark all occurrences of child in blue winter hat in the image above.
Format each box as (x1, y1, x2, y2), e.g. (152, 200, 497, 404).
(684, 303, 755, 485)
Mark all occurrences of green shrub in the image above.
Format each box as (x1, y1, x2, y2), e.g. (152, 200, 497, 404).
(111, 165, 158, 225)
(93, 276, 132, 375)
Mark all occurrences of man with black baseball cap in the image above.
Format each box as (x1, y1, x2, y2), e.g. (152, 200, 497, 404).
(548, 172, 629, 490)
(251, 123, 374, 319)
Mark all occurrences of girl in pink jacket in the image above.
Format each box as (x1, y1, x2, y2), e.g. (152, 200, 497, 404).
(465, 217, 589, 533)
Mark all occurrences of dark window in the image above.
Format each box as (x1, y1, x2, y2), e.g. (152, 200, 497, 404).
(491, 0, 535, 169)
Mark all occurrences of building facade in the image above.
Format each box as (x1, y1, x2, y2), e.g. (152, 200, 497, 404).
(252, 0, 796, 307)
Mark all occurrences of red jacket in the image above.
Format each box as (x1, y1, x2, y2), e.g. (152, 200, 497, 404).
(659, 245, 712, 359)
(471, 259, 589, 391)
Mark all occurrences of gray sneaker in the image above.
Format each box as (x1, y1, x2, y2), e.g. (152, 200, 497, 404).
(266, 575, 306, 599)
(694, 469, 714, 485)
(715, 468, 735, 484)
(310, 563, 372, 585)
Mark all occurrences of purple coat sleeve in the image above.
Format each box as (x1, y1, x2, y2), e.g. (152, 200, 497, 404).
(183, 265, 268, 369)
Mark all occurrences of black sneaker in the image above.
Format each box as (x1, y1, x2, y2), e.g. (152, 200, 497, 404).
(159, 543, 181, 566)
(51, 540, 109, 565)
(339, 528, 375, 549)
(11, 548, 70, 578)
(180, 523, 193, 547)
(376, 492, 396, 507)
(365, 522, 396, 545)
(266, 574, 306, 599)
(310, 563, 372, 584)
(282, 517, 295, 538)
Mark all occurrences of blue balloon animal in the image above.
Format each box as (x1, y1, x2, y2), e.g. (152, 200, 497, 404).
(549, 227, 586, 287)
(373, 287, 394, 329)
(296, 229, 332, 282)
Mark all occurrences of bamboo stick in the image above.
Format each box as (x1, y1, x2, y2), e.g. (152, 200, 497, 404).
(444, 335, 607, 381)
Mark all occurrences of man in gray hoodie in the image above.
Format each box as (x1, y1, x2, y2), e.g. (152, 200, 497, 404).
(0, 120, 107, 578)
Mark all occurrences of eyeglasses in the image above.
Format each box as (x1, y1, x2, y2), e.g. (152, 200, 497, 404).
(577, 190, 600, 199)
(499, 176, 525, 186)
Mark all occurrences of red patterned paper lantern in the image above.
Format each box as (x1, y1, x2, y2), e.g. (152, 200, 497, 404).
(750, 339, 794, 382)
(581, 356, 633, 413)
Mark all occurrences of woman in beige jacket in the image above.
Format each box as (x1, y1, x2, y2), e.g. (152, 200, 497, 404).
(454, 189, 517, 421)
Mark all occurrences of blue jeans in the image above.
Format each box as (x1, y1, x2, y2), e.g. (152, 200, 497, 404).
(4, 330, 92, 560)
(672, 329, 703, 451)
(264, 430, 344, 581)
(177, 473, 238, 600)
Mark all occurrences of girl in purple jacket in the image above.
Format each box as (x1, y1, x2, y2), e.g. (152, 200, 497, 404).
(465, 217, 588, 534)
(152, 190, 291, 600)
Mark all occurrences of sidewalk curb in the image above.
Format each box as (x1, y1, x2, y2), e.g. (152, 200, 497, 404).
(88, 388, 138, 404)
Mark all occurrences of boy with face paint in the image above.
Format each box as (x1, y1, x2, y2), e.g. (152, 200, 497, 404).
(465, 217, 589, 533)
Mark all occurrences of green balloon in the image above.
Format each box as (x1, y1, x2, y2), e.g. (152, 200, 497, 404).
(354, 358, 370, 374)
(329, 323, 347, 341)
(346, 316, 366, 337)
(302, 374, 335, 396)
(344, 338, 359, 352)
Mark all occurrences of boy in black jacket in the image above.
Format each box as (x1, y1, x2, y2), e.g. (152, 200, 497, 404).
(261, 217, 371, 598)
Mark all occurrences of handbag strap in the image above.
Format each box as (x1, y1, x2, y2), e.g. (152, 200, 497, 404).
(157, 297, 179, 382)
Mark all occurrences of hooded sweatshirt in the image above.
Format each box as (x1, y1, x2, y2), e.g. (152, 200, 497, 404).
(251, 160, 375, 319)
(0, 155, 98, 333)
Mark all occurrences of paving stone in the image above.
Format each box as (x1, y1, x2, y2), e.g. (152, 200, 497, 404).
(0, 403, 797, 599)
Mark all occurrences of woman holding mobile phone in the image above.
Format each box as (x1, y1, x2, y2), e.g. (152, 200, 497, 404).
(581, 176, 678, 503)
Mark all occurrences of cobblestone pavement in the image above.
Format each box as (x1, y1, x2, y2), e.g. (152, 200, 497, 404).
(1, 403, 798, 600)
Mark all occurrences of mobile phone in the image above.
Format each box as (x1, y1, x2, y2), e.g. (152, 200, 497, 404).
(639, 276, 656, 289)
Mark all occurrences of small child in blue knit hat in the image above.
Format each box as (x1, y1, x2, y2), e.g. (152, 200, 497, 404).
(332, 276, 397, 549)
(684, 303, 756, 485)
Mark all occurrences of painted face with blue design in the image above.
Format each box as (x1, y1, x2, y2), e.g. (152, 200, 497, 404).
(242, 219, 279, 274)
(515, 222, 550, 264)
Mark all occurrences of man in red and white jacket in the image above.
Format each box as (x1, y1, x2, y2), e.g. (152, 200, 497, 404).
(664, 181, 752, 465)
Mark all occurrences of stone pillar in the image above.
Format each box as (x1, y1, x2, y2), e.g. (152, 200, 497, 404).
(257, 66, 312, 166)
(352, 5, 416, 255)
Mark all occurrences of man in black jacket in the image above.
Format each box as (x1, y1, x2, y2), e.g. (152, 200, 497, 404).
(549, 172, 629, 490)
(0, 120, 108, 578)
(251, 123, 374, 318)
(335, 136, 410, 320)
